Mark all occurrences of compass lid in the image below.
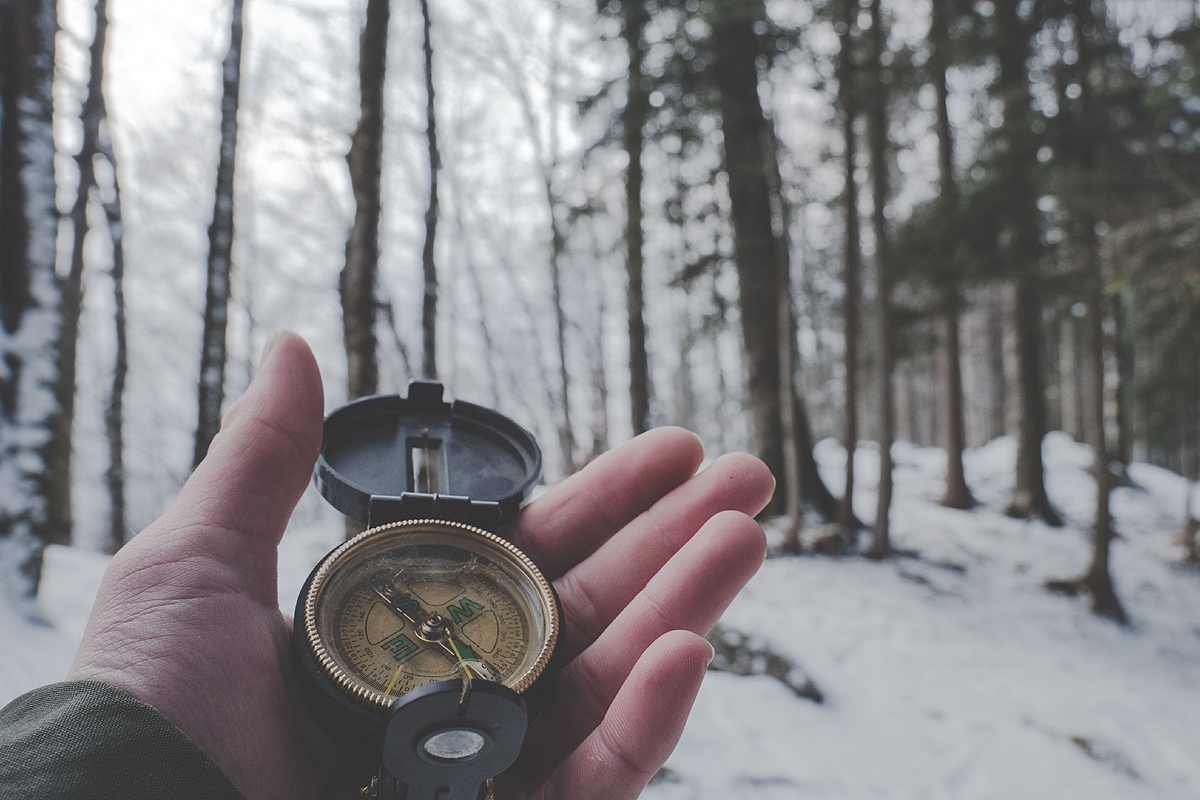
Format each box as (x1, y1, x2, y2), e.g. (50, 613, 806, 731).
(315, 382, 542, 529)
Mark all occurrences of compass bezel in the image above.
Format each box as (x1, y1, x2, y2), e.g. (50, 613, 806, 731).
(301, 518, 560, 716)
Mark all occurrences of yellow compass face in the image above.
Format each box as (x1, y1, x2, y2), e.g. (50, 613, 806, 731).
(302, 520, 558, 713)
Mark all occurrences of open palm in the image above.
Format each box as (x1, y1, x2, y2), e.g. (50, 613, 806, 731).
(68, 332, 774, 800)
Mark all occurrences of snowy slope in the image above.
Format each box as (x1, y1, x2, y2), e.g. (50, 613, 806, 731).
(646, 434, 1200, 799)
(3, 434, 1199, 799)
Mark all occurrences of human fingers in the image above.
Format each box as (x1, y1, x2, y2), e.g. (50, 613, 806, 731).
(136, 331, 324, 605)
(516, 630, 711, 800)
(520, 510, 765, 776)
(68, 332, 325, 800)
(504, 427, 704, 580)
(552, 453, 773, 659)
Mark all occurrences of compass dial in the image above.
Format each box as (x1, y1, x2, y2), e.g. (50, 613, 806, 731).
(300, 520, 559, 715)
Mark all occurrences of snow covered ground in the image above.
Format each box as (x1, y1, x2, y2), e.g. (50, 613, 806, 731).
(4, 433, 1199, 798)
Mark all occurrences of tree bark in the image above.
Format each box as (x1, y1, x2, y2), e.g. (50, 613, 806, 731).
(342, 0, 389, 401)
(709, 0, 836, 520)
(710, 2, 783, 508)
(83, 0, 129, 551)
(1007, 277, 1060, 524)
(866, 0, 894, 559)
(931, 0, 973, 510)
(194, 0, 245, 468)
(1059, 315, 1080, 440)
(0, 0, 59, 599)
(987, 289, 1007, 441)
(1049, 1, 1125, 622)
(769, 134, 802, 550)
(102, 152, 129, 552)
(837, 0, 863, 535)
(420, 0, 439, 380)
(47, 0, 116, 544)
(624, 0, 651, 436)
(995, 0, 1060, 525)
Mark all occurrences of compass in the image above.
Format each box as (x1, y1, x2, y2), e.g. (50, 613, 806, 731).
(294, 383, 559, 800)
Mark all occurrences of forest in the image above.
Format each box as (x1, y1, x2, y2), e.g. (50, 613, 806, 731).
(1, 0, 1199, 634)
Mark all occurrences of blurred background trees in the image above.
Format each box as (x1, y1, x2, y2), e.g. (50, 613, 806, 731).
(1, 0, 1198, 621)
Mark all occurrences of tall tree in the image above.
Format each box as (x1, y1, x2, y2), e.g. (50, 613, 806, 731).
(930, 0, 974, 510)
(102, 148, 129, 551)
(194, 0, 246, 468)
(0, 0, 59, 600)
(46, 0, 116, 545)
(623, 0, 652, 436)
(836, 0, 864, 537)
(994, 0, 1060, 525)
(343, 0, 389, 400)
(1047, 0, 1126, 621)
(64, 0, 128, 550)
(419, 0, 439, 380)
(545, 0, 576, 474)
(865, 0, 895, 559)
(708, 0, 837, 520)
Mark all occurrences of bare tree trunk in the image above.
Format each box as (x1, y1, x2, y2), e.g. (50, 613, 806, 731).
(101, 157, 128, 552)
(47, 0, 117, 544)
(624, 0, 651, 436)
(836, 0, 863, 535)
(0, 0, 58, 599)
(774, 158, 801, 552)
(987, 289, 1007, 440)
(1060, 315, 1080, 440)
(589, 288, 610, 462)
(90, 0, 129, 551)
(995, 0, 1059, 525)
(194, 0, 245, 468)
(896, 363, 914, 444)
(420, 0, 439, 380)
(342, 0, 389, 401)
(1112, 295, 1134, 467)
(930, 0, 973, 509)
(939, 308, 974, 508)
(1007, 278, 1061, 524)
(710, 0, 837, 521)
(1048, 1, 1125, 622)
(865, 0, 893, 559)
(711, 2, 782, 507)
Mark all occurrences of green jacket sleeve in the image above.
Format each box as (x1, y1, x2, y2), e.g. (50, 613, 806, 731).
(0, 681, 246, 800)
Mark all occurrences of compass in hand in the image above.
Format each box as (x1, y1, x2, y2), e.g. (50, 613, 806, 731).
(293, 383, 558, 800)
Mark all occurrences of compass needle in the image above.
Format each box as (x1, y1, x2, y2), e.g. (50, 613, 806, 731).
(384, 663, 406, 698)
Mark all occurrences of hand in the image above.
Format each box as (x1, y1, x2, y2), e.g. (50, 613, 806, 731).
(68, 332, 774, 800)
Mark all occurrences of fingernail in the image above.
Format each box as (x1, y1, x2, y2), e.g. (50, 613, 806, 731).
(705, 639, 716, 665)
(260, 331, 283, 367)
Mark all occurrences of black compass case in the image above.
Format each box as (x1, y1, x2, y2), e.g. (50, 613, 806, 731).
(292, 382, 548, 782)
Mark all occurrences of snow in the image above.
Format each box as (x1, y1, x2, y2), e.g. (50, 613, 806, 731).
(3, 433, 1199, 798)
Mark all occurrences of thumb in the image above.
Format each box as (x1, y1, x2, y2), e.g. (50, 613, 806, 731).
(140, 331, 324, 600)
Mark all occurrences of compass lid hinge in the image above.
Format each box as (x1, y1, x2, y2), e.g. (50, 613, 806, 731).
(368, 493, 503, 532)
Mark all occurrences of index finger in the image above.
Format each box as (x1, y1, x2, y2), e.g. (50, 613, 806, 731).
(503, 427, 705, 579)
